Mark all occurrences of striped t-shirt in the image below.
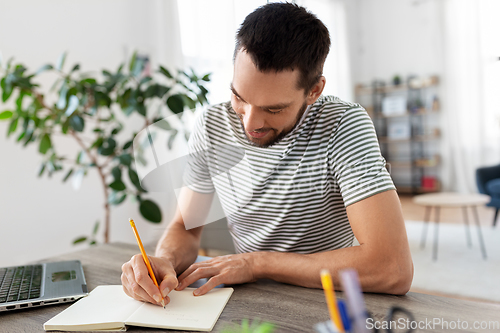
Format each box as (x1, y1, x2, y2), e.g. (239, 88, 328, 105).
(184, 95, 395, 254)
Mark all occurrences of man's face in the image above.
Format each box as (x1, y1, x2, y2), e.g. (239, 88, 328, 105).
(230, 50, 310, 148)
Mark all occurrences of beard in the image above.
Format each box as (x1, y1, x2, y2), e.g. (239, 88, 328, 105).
(239, 101, 308, 148)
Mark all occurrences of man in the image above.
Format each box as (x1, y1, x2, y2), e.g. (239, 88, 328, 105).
(121, 3, 413, 306)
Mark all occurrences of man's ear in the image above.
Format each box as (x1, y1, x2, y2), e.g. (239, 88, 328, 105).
(306, 76, 326, 105)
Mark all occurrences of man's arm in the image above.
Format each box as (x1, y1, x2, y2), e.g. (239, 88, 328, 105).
(176, 190, 414, 296)
(121, 187, 213, 305)
(155, 187, 214, 273)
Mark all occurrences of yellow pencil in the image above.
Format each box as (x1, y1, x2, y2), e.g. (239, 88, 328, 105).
(129, 218, 166, 308)
(320, 269, 344, 333)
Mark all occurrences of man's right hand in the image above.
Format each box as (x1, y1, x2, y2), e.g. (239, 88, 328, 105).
(121, 254, 179, 306)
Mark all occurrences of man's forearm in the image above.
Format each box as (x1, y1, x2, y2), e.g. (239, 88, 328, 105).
(251, 243, 413, 295)
(155, 220, 202, 275)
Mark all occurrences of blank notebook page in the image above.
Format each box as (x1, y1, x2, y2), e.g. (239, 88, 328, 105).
(126, 287, 234, 331)
(44, 285, 142, 330)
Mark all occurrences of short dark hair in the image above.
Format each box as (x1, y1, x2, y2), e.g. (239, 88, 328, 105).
(235, 2, 330, 94)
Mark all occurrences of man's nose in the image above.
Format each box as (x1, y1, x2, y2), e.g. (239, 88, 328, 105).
(242, 105, 265, 132)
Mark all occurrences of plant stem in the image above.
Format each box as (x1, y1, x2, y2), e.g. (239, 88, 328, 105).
(70, 129, 111, 243)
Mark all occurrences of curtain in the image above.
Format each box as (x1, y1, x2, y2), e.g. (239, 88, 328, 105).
(441, 0, 500, 193)
(153, 0, 184, 70)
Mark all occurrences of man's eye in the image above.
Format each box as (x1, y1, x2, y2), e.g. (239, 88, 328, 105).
(268, 109, 283, 114)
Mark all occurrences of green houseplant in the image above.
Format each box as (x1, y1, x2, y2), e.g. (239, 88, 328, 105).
(221, 319, 275, 333)
(0, 52, 210, 244)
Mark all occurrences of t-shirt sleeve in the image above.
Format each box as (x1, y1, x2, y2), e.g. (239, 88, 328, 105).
(328, 105, 396, 207)
(182, 110, 216, 194)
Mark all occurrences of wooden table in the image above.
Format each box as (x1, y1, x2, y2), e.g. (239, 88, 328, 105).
(1, 243, 499, 332)
(414, 192, 490, 260)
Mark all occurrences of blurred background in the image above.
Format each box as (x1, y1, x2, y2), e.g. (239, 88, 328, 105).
(1, 0, 499, 302)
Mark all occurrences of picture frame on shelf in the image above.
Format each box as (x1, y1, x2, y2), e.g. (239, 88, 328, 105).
(382, 95, 407, 116)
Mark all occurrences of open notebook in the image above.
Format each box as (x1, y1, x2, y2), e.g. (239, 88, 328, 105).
(43, 285, 233, 332)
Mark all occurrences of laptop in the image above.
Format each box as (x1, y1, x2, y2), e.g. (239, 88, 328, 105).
(0, 260, 88, 312)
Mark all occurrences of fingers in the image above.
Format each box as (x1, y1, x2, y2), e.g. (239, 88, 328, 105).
(177, 259, 215, 282)
(176, 262, 219, 291)
(121, 254, 163, 305)
(159, 273, 178, 299)
(121, 259, 156, 304)
(192, 276, 222, 296)
(175, 254, 254, 296)
(153, 259, 178, 300)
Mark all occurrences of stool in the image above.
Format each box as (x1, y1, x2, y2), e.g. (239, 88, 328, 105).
(413, 192, 490, 261)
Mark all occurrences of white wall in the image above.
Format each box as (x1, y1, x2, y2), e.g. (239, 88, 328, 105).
(343, 0, 446, 189)
(345, 0, 444, 84)
(0, 0, 182, 267)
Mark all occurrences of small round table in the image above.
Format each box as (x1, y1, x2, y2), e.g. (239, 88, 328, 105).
(413, 192, 490, 260)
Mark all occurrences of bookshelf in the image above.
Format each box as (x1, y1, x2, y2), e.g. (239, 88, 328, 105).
(354, 76, 441, 194)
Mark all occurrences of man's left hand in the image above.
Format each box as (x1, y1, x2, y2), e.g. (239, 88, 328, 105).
(175, 253, 257, 296)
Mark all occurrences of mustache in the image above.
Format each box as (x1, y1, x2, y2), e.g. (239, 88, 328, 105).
(249, 128, 273, 133)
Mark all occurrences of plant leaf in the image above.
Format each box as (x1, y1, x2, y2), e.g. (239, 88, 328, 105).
(69, 115, 84, 132)
(128, 168, 144, 192)
(7, 117, 18, 137)
(159, 66, 173, 79)
(138, 104, 147, 117)
(65, 95, 79, 116)
(38, 162, 46, 177)
(70, 64, 80, 73)
(0, 110, 13, 120)
(92, 221, 99, 235)
(129, 51, 137, 73)
(72, 168, 85, 190)
(109, 180, 126, 191)
(166, 94, 184, 114)
(39, 133, 52, 154)
(139, 76, 152, 85)
(167, 130, 177, 150)
(76, 150, 85, 164)
(111, 125, 123, 135)
(153, 120, 172, 131)
(62, 168, 74, 182)
(36, 64, 53, 75)
(119, 153, 132, 166)
(181, 94, 196, 110)
(15, 91, 26, 110)
(73, 236, 87, 245)
(202, 73, 211, 82)
(1, 77, 13, 102)
(98, 137, 116, 156)
(56, 52, 67, 71)
(108, 191, 127, 205)
(90, 137, 104, 149)
(61, 119, 70, 134)
(57, 83, 68, 109)
(111, 166, 122, 181)
(122, 140, 133, 150)
(139, 199, 162, 223)
(16, 131, 25, 142)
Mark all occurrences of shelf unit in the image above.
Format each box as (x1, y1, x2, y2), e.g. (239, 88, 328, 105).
(355, 77, 441, 194)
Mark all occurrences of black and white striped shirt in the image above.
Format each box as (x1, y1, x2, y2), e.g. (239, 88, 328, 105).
(184, 96, 395, 254)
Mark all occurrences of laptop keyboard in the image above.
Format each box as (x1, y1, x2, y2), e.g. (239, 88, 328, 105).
(0, 265, 42, 303)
